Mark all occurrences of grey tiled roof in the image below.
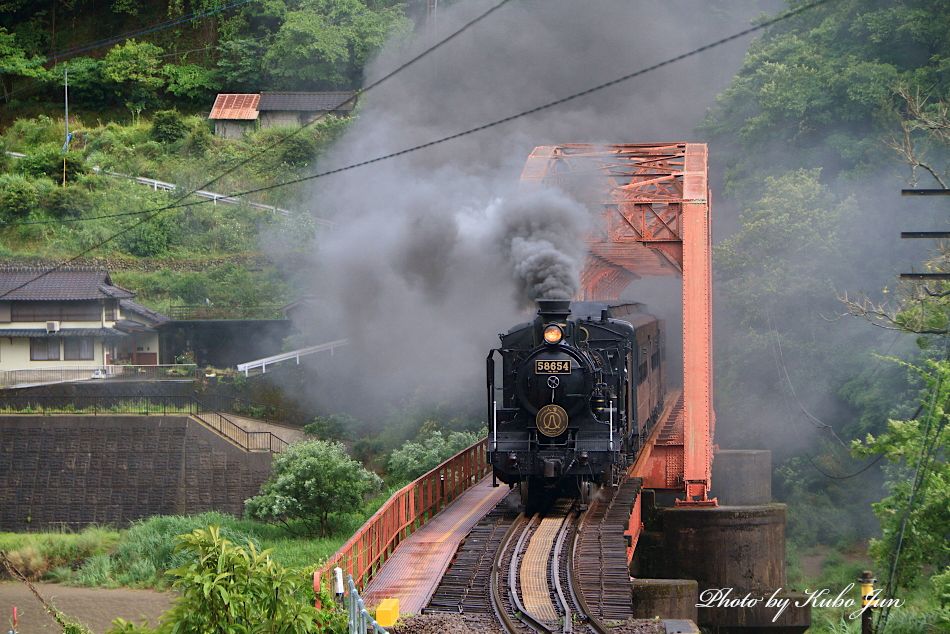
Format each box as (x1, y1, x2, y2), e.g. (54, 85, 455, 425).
(119, 300, 170, 326)
(0, 328, 128, 337)
(0, 268, 134, 301)
(258, 92, 357, 112)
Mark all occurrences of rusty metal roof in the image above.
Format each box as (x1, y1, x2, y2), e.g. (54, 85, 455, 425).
(0, 268, 134, 301)
(208, 93, 260, 120)
(258, 91, 357, 112)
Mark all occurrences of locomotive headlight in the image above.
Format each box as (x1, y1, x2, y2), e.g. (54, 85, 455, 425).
(542, 324, 563, 345)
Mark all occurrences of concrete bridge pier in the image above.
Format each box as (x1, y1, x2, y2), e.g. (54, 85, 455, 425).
(631, 449, 810, 633)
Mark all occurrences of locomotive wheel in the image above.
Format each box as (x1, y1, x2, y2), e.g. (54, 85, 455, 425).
(518, 479, 532, 513)
(579, 480, 594, 507)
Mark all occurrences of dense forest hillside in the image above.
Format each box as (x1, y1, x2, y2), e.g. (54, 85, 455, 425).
(0, 1, 947, 631)
(1, 0, 411, 116)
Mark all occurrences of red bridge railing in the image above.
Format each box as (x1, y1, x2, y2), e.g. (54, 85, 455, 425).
(315, 438, 489, 592)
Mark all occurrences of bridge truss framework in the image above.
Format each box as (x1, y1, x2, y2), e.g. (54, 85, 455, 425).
(521, 142, 714, 503)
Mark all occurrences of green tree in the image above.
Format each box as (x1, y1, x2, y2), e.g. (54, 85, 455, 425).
(216, 37, 267, 92)
(0, 26, 47, 102)
(387, 429, 484, 482)
(163, 63, 218, 101)
(855, 359, 949, 594)
(263, 0, 409, 89)
(703, 0, 950, 188)
(245, 440, 382, 536)
(102, 39, 165, 116)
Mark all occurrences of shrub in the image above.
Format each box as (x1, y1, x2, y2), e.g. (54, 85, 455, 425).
(0, 173, 40, 218)
(5, 545, 49, 580)
(149, 110, 187, 144)
(15, 143, 86, 184)
(104, 526, 337, 633)
(3, 115, 62, 148)
(118, 214, 177, 257)
(246, 440, 383, 537)
(387, 428, 484, 482)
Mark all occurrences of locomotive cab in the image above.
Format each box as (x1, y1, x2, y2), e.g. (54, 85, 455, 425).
(488, 299, 664, 510)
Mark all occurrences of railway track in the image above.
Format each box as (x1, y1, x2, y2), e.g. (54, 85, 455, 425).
(426, 482, 638, 634)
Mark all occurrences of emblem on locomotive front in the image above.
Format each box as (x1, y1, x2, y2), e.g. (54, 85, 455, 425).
(536, 404, 568, 437)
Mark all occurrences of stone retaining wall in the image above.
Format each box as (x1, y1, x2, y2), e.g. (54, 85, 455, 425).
(0, 415, 271, 531)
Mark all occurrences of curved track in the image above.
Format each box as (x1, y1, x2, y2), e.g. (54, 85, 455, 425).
(488, 500, 611, 634)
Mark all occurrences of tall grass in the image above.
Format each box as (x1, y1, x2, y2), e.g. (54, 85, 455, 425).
(0, 527, 119, 580)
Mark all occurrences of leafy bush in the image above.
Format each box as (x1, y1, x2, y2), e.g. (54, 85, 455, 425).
(0, 173, 40, 218)
(303, 413, 364, 440)
(106, 526, 342, 634)
(246, 440, 383, 537)
(14, 143, 86, 183)
(387, 428, 484, 482)
(118, 214, 177, 257)
(3, 115, 62, 148)
(149, 110, 187, 144)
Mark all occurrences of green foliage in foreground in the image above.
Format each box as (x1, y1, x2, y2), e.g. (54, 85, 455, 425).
(855, 358, 950, 597)
(12, 512, 354, 589)
(104, 526, 347, 634)
(246, 440, 384, 537)
(787, 542, 949, 633)
(106, 526, 343, 634)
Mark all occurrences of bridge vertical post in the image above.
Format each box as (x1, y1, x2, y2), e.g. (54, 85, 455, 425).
(680, 143, 713, 502)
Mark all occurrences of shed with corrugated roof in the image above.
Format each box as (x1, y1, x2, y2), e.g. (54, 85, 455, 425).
(208, 91, 357, 138)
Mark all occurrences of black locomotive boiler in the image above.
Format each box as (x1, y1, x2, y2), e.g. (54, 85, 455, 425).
(487, 299, 665, 509)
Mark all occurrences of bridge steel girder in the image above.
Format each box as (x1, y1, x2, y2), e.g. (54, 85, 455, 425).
(520, 142, 714, 502)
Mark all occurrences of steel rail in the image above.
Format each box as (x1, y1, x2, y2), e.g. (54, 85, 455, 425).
(566, 503, 610, 634)
(491, 513, 551, 634)
(550, 505, 574, 633)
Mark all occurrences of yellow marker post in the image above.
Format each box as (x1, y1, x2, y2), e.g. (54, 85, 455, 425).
(858, 570, 876, 634)
(376, 598, 399, 628)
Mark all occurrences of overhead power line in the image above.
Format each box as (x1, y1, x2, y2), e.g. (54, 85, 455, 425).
(51, 0, 260, 61)
(0, 0, 516, 299)
(0, 0, 833, 298)
(1, 0, 833, 231)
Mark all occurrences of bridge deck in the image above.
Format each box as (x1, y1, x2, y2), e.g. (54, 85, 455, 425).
(362, 476, 509, 614)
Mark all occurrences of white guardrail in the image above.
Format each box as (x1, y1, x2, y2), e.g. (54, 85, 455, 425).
(4, 151, 333, 228)
(236, 339, 348, 376)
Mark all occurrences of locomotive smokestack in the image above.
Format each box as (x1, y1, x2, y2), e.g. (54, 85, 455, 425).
(537, 299, 571, 321)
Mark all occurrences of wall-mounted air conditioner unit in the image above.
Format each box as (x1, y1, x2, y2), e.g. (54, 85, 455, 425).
(46, 321, 60, 332)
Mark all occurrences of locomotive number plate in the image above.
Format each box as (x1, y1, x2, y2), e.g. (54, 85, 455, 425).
(535, 360, 571, 374)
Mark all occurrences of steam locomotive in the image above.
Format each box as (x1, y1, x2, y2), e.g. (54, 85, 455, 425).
(487, 299, 665, 510)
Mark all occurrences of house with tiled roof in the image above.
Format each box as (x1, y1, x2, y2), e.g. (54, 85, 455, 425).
(208, 91, 357, 138)
(0, 267, 168, 371)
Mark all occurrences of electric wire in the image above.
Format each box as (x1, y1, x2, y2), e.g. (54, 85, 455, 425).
(0, 0, 516, 229)
(0, 0, 516, 299)
(51, 0, 260, 61)
(0, 0, 833, 232)
(1, 0, 262, 101)
(876, 338, 949, 632)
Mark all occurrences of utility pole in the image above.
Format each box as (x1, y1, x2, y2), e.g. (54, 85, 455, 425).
(62, 67, 69, 187)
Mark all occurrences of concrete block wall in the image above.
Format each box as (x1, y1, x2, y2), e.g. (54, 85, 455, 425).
(0, 415, 271, 531)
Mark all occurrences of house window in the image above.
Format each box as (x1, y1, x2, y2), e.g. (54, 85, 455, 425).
(30, 338, 60, 361)
(12, 302, 100, 321)
(64, 337, 95, 360)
